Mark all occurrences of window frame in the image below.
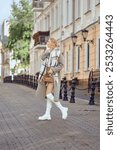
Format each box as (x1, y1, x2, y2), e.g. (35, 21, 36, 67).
(65, 51, 69, 73)
(75, 46, 80, 72)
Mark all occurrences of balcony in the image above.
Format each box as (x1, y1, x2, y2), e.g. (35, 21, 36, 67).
(32, 0, 44, 12)
(33, 31, 50, 49)
(32, 0, 54, 12)
(36, 0, 53, 2)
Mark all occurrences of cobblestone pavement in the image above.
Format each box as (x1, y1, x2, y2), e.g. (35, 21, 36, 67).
(0, 83, 100, 150)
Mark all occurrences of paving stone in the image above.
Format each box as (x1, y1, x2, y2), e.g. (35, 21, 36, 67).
(0, 83, 100, 150)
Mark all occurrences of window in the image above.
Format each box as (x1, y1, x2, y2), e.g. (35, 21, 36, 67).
(66, 0, 69, 25)
(70, 45, 74, 73)
(55, 5, 58, 29)
(36, 21, 39, 31)
(76, 46, 80, 72)
(37, 21, 40, 31)
(87, 43, 90, 68)
(40, 36, 46, 44)
(95, 0, 100, 5)
(40, 19, 43, 30)
(47, 15, 50, 30)
(51, 9, 54, 30)
(96, 38, 100, 69)
(75, 0, 81, 19)
(78, 0, 81, 17)
(35, 51, 38, 72)
(65, 51, 69, 72)
(46, 15, 50, 30)
(87, 0, 91, 10)
(45, 17, 47, 30)
(84, 42, 90, 70)
(84, 0, 91, 13)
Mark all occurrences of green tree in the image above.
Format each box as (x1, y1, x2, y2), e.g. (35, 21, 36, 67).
(8, 0, 33, 68)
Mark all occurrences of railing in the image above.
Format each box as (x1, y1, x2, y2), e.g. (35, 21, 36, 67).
(4, 75, 38, 90)
(88, 69, 100, 105)
(4, 71, 100, 105)
(88, 69, 100, 93)
(4, 76, 12, 83)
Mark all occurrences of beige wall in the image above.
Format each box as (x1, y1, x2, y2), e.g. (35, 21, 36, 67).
(61, 23, 100, 86)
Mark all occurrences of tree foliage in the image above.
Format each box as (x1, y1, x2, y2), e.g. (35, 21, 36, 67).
(8, 0, 33, 66)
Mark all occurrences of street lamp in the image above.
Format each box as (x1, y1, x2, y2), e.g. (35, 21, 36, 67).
(71, 34, 77, 78)
(81, 29, 94, 44)
(81, 29, 88, 41)
(70, 34, 78, 103)
(71, 34, 77, 46)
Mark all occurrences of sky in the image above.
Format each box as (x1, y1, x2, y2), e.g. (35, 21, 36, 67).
(0, 0, 18, 23)
(0, 0, 19, 34)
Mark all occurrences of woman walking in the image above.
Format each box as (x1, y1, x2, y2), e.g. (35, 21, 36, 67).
(36, 38, 68, 120)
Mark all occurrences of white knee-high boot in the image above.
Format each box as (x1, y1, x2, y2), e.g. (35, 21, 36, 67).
(46, 93, 68, 120)
(38, 99, 52, 120)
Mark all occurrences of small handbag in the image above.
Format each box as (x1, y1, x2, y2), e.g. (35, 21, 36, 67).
(43, 73, 54, 83)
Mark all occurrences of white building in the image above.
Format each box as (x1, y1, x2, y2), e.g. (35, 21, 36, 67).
(1, 20, 10, 79)
(30, 0, 100, 85)
(0, 41, 2, 80)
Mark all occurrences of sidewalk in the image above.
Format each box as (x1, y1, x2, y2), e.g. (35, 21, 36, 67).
(0, 83, 100, 150)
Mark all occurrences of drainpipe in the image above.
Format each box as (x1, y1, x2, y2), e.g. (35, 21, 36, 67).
(72, 0, 75, 78)
(60, 0, 63, 53)
(72, 0, 75, 34)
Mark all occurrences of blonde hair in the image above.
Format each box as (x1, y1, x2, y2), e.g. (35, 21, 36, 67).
(49, 38, 58, 47)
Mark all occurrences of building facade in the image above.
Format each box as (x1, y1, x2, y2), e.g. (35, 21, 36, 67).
(0, 19, 13, 80)
(0, 20, 20, 79)
(30, 0, 100, 86)
(0, 41, 2, 81)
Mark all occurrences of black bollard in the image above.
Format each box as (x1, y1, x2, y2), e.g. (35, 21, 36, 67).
(29, 75, 31, 87)
(35, 73, 39, 90)
(35, 76, 38, 89)
(89, 81, 96, 105)
(10, 76, 12, 83)
(27, 75, 29, 86)
(97, 77, 100, 92)
(31, 76, 33, 88)
(21, 75, 23, 84)
(59, 79, 63, 99)
(70, 78, 77, 103)
(63, 77, 68, 101)
(33, 76, 36, 89)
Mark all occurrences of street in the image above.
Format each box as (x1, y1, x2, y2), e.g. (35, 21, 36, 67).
(0, 83, 100, 150)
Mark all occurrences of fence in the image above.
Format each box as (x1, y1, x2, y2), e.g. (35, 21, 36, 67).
(4, 75, 38, 90)
(3, 70, 100, 105)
